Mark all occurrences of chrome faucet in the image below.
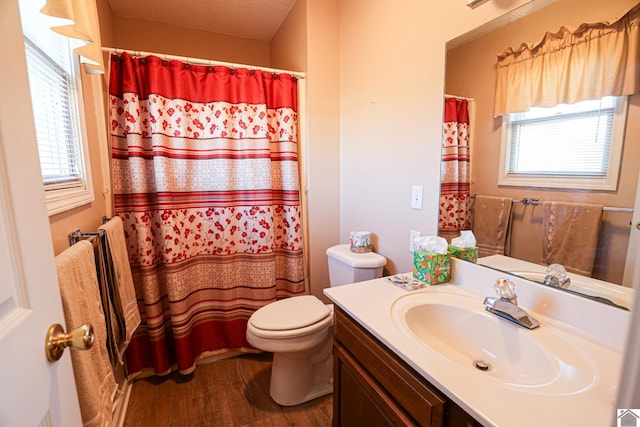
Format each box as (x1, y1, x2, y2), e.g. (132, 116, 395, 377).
(543, 264, 571, 289)
(483, 278, 540, 329)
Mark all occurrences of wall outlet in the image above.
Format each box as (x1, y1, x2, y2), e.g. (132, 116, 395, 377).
(410, 230, 421, 252)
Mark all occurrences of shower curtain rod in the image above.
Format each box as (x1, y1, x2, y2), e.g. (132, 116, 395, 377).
(101, 47, 306, 79)
(445, 94, 475, 101)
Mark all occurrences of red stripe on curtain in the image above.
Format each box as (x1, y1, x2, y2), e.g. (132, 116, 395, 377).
(124, 319, 250, 376)
(443, 97, 469, 124)
(439, 97, 471, 241)
(110, 52, 306, 376)
(112, 147, 271, 160)
(109, 52, 298, 108)
(113, 190, 301, 210)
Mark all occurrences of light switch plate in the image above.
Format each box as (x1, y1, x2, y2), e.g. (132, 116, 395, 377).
(411, 185, 423, 210)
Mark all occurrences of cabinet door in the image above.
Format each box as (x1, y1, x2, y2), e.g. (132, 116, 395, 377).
(334, 343, 415, 427)
(334, 308, 445, 426)
(332, 307, 484, 427)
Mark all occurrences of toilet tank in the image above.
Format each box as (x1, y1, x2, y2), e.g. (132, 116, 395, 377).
(326, 244, 387, 287)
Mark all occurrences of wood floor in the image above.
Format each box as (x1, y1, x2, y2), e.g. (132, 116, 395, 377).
(123, 353, 333, 427)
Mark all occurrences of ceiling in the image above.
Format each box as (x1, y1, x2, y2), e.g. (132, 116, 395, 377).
(107, 0, 297, 41)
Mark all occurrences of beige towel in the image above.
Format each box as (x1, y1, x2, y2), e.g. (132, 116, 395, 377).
(472, 195, 513, 258)
(542, 201, 603, 276)
(99, 216, 141, 364)
(56, 240, 117, 427)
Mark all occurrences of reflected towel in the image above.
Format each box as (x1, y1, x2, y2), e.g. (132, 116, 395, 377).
(472, 195, 513, 258)
(99, 216, 141, 364)
(542, 201, 603, 276)
(56, 240, 117, 427)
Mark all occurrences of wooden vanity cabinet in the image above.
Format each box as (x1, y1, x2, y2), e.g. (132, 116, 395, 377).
(333, 306, 482, 427)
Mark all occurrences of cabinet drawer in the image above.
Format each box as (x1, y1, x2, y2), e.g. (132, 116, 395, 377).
(334, 307, 445, 427)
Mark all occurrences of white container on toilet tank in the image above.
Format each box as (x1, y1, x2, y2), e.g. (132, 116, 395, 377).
(326, 244, 386, 286)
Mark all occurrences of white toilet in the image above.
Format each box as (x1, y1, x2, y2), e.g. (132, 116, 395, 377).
(246, 243, 386, 406)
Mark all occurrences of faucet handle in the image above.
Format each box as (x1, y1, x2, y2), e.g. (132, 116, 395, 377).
(494, 278, 517, 305)
(544, 264, 570, 288)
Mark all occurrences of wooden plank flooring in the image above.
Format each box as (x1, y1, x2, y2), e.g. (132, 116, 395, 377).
(123, 353, 333, 427)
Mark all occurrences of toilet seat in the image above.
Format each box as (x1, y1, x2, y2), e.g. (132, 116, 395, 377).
(248, 295, 333, 339)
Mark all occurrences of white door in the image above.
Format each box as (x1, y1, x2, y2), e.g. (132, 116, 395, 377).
(0, 0, 82, 426)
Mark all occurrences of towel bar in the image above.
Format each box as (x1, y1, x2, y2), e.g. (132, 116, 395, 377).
(510, 198, 633, 213)
(68, 229, 101, 246)
(67, 229, 120, 367)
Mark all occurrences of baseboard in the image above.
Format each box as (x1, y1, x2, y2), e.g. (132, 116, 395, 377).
(112, 380, 132, 427)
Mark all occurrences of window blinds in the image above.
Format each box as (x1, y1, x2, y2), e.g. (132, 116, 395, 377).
(20, 0, 85, 189)
(506, 98, 616, 176)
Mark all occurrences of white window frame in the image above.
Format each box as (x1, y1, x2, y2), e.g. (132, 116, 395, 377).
(41, 54, 95, 216)
(498, 96, 628, 191)
(20, 5, 94, 216)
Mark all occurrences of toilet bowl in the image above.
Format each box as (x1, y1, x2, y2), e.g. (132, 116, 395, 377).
(246, 295, 334, 406)
(246, 244, 386, 406)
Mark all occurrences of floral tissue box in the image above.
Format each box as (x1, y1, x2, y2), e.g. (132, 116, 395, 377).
(447, 245, 478, 263)
(412, 250, 451, 285)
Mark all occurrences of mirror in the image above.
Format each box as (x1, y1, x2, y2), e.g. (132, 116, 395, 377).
(444, 0, 640, 309)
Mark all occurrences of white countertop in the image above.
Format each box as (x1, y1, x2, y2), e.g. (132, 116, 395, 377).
(324, 258, 631, 427)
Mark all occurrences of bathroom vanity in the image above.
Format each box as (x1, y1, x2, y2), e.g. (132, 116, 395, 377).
(324, 258, 630, 426)
(333, 305, 480, 426)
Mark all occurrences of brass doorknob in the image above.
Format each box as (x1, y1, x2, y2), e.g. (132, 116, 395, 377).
(45, 323, 95, 362)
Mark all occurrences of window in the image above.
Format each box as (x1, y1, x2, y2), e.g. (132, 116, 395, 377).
(18, 0, 94, 215)
(498, 96, 628, 190)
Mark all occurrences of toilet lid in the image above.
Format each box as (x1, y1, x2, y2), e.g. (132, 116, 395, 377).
(250, 295, 330, 331)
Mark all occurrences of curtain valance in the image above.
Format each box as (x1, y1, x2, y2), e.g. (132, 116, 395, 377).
(494, 2, 640, 117)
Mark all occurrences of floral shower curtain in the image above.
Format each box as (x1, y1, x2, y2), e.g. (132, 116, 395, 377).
(108, 52, 306, 376)
(438, 97, 471, 242)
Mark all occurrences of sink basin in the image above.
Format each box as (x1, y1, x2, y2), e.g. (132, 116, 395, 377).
(391, 290, 598, 395)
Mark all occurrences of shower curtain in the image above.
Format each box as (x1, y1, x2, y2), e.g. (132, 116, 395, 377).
(108, 52, 306, 376)
(439, 97, 471, 242)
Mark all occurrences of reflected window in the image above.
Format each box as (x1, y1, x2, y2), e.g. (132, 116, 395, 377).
(499, 96, 628, 191)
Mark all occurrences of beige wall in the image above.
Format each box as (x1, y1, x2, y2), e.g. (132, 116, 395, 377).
(271, 0, 341, 302)
(110, 16, 271, 67)
(270, 0, 307, 72)
(337, 0, 538, 275)
(96, 0, 115, 47)
(446, 0, 640, 284)
(303, 0, 341, 300)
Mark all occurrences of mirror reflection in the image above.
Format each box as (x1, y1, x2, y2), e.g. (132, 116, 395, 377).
(443, 0, 640, 309)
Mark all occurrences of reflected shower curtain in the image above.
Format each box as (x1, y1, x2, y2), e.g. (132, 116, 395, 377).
(438, 97, 471, 242)
(108, 52, 306, 376)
